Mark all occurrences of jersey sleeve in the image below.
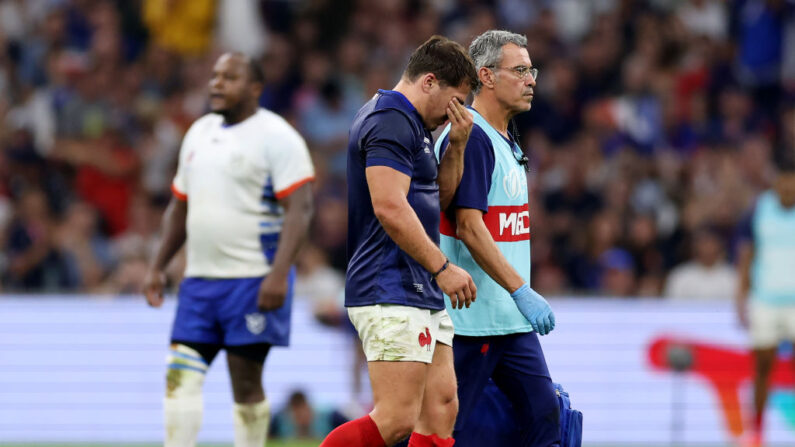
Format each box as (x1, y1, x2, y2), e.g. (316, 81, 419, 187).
(171, 122, 195, 201)
(361, 109, 416, 177)
(269, 123, 316, 199)
(442, 126, 495, 213)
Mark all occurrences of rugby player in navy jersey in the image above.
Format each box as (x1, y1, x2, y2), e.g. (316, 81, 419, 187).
(319, 36, 478, 447)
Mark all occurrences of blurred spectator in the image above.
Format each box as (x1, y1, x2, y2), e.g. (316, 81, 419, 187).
(142, 0, 215, 57)
(678, 0, 727, 40)
(54, 200, 115, 291)
(3, 188, 74, 291)
(295, 244, 345, 326)
(599, 248, 637, 297)
(665, 227, 737, 300)
(216, 0, 267, 57)
(52, 130, 139, 236)
(270, 390, 347, 440)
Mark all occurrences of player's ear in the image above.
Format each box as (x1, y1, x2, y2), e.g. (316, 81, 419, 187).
(478, 66, 495, 90)
(249, 81, 263, 100)
(420, 73, 436, 93)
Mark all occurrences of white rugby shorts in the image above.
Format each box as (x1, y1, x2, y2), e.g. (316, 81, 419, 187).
(749, 300, 795, 348)
(348, 304, 454, 363)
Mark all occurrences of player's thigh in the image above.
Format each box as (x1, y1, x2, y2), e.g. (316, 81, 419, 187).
(421, 343, 457, 408)
(752, 346, 778, 373)
(225, 344, 270, 403)
(749, 301, 785, 349)
(415, 343, 457, 435)
(348, 304, 433, 422)
(423, 310, 457, 405)
(368, 360, 427, 424)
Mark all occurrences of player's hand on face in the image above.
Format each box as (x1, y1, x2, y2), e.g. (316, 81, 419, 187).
(446, 98, 473, 149)
(257, 273, 289, 311)
(436, 263, 477, 309)
(143, 269, 167, 308)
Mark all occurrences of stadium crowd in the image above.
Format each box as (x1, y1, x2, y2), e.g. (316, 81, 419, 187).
(1, 0, 794, 299)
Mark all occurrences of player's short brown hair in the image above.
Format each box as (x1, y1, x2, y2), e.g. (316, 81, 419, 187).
(404, 35, 478, 91)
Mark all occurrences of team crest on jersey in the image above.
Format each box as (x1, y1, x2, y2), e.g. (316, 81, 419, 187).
(245, 313, 267, 334)
(503, 168, 526, 200)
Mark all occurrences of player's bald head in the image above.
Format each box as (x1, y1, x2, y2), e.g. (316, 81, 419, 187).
(216, 52, 264, 86)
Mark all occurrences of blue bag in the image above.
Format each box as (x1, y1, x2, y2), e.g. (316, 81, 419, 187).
(448, 380, 583, 447)
(554, 383, 583, 447)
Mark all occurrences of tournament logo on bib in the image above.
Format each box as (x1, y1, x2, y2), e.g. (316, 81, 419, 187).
(245, 313, 267, 334)
(503, 169, 525, 200)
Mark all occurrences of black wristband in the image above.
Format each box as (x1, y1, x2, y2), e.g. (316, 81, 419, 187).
(432, 259, 450, 278)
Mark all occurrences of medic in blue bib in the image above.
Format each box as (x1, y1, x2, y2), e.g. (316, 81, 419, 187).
(435, 30, 560, 447)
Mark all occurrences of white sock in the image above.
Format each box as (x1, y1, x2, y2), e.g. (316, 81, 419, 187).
(233, 400, 271, 447)
(164, 396, 203, 447)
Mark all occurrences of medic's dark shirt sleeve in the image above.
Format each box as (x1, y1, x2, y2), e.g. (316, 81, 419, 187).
(439, 125, 495, 213)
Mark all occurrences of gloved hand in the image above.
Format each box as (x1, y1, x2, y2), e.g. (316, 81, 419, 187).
(510, 284, 555, 335)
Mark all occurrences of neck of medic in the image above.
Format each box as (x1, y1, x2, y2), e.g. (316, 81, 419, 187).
(471, 93, 515, 138)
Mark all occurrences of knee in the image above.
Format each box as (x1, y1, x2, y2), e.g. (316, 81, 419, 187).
(165, 345, 208, 399)
(438, 389, 459, 421)
(383, 415, 416, 444)
(376, 408, 420, 444)
(231, 375, 264, 403)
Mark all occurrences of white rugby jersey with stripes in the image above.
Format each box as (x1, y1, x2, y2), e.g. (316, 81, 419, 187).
(171, 108, 314, 278)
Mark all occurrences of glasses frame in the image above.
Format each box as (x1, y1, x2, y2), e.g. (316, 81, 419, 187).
(486, 65, 538, 81)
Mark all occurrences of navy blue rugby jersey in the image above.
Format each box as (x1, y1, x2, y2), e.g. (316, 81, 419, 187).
(345, 89, 444, 310)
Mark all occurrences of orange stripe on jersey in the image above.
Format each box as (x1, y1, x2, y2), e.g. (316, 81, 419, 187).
(440, 204, 530, 242)
(171, 183, 188, 201)
(274, 176, 315, 200)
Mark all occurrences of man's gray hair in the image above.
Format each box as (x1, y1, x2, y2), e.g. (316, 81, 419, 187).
(469, 30, 528, 93)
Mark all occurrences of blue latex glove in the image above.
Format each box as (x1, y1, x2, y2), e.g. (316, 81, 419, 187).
(510, 284, 555, 335)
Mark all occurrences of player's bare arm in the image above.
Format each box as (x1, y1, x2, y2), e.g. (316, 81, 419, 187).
(366, 165, 476, 308)
(735, 240, 754, 329)
(258, 183, 314, 311)
(455, 207, 525, 293)
(144, 196, 187, 308)
(437, 98, 473, 211)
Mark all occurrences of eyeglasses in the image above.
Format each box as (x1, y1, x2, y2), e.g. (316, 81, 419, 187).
(486, 65, 538, 81)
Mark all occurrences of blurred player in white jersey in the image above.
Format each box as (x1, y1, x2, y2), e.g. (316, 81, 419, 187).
(736, 159, 795, 447)
(143, 52, 315, 447)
